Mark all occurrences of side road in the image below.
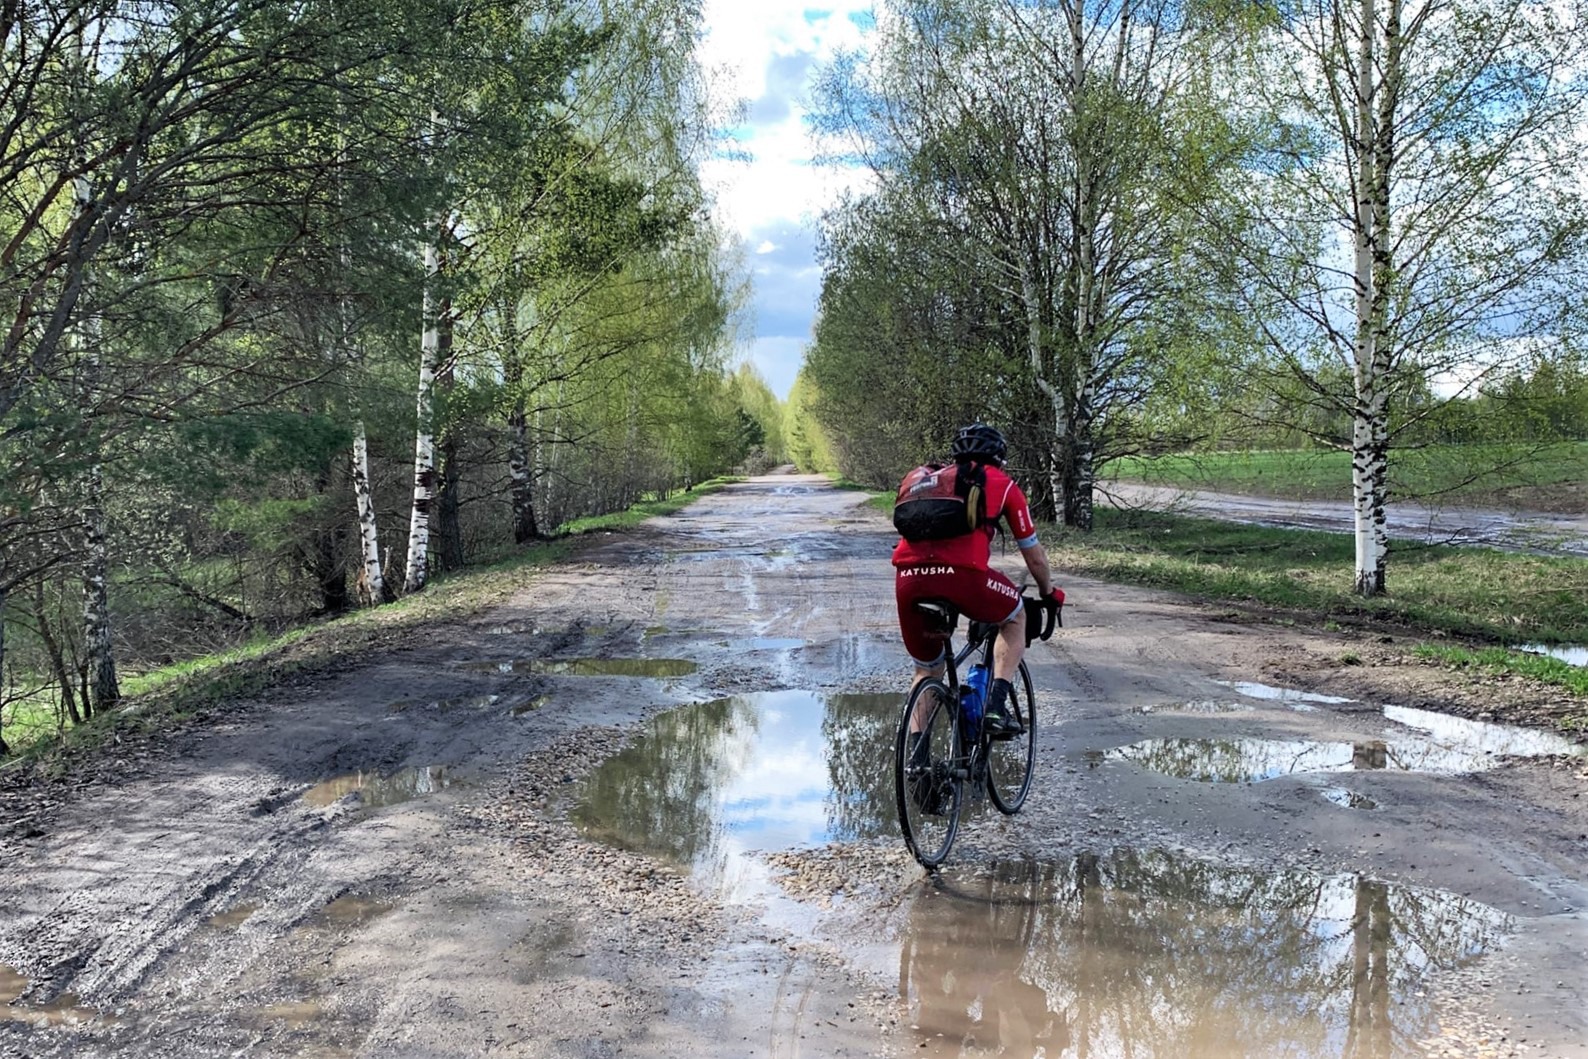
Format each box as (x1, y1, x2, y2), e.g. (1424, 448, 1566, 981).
(1105, 480, 1588, 557)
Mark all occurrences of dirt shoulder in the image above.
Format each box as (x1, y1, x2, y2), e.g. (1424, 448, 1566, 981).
(1, 473, 1584, 1058)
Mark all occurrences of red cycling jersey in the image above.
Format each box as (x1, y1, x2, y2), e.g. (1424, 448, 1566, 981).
(891, 464, 1038, 570)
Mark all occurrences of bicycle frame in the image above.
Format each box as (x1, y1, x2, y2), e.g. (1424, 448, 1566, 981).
(941, 622, 1000, 786)
(896, 600, 1044, 868)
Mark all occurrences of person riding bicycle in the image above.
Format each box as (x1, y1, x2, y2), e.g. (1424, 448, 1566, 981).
(893, 423, 1063, 741)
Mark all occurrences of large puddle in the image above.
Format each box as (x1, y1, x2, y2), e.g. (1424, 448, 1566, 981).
(1111, 704, 1583, 782)
(570, 691, 1528, 1057)
(572, 690, 902, 897)
(898, 852, 1511, 1058)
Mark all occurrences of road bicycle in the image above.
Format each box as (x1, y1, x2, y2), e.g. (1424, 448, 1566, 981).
(894, 596, 1057, 869)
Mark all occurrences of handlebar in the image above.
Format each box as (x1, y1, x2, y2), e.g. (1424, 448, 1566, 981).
(1022, 593, 1061, 644)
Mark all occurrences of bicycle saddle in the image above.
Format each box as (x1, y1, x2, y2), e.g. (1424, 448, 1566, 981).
(914, 600, 960, 634)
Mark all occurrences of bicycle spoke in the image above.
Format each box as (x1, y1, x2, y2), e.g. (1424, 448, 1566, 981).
(895, 679, 962, 868)
(987, 661, 1036, 814)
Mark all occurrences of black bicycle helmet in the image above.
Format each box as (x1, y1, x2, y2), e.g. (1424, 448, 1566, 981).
(950, 423, 1007, 465)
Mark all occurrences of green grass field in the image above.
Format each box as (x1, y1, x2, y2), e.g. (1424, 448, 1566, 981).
(1106, 442, 1588, 512)
(1044, 509, 1588, 646)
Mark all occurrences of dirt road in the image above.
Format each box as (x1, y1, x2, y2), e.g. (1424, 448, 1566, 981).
(2, 473, 1585, 1058)
(1104, 480, 1588, 557)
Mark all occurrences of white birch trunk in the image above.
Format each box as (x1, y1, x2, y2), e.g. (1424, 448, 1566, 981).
(1020, 261, 1067, 517)
(403, 234, 441, 594)
(508, 407, 538, 543)
(351, 420, 385, 605)
(0, 583, 10, 755)
(71, 156, 119, 711)
(1351, 0, 1390, 596)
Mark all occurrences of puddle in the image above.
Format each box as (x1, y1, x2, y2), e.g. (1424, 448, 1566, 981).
(0, 965, 112, 1027)
(896, 852, 1510, 1058)
(1111, 705, 1583, 782)
(1519, 643, 1588, 666)
(256, 999, 323, 1028)
(462, 657, 697, 677)
(1132, 700, 1252, 715)
(302, 766, 454, 809)
(1110, 737, 1368, 782)
(485, 623, 533, 636)
(308, 895, 395, 928)
(510, 696, 549, 716)
(1318, 786, 1379, 810)
(1217, 681, 1354, 711)
(1383, 704, 1584, 761)
(713, 637, 808, 651)
(572, 690, 903, 898)
(207, 902, 260, 929)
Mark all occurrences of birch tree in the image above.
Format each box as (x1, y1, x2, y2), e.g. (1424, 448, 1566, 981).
(1228, 0, 1588, 594)
(815, 0, 1252, 527)
(64, 13, 119, 710)
(398, 7, 612, 590)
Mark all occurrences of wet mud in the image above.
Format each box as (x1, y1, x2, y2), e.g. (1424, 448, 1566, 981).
(1, 472, 1584, 1058)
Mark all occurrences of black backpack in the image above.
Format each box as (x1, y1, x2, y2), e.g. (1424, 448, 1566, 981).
(892, 460, 988, 542)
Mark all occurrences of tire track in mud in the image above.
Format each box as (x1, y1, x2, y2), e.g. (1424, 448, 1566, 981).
(0, 474, 904, 1058)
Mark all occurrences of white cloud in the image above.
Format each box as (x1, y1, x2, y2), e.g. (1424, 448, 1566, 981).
(697, 4, 877, 398)
(699, 1, 876, 236)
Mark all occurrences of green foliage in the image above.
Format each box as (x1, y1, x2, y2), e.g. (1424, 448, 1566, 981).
(784, 368, 839, 475)
(1413, 644, 1588, 698)
(0, 0, 748, 753)
(729, 364, 786, 464)
(211, 498, 329, 550)
(806, 0, 1265, 524)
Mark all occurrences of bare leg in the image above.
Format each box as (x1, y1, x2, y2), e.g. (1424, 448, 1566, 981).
(909, 663, 945, 733)
(992, 616, 1024, 682)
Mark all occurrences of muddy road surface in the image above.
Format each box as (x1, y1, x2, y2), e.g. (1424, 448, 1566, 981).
(2, 473, 1585, 1058)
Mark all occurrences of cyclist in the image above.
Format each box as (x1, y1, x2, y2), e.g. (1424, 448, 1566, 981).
(893, 423, 1063, 743)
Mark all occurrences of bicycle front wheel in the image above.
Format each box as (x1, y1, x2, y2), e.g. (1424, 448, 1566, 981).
(894, 678, 963, 869)
(987, 660, 1036, 814)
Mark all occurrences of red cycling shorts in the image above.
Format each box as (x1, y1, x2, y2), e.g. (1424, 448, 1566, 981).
(895, 563, 1023, 666)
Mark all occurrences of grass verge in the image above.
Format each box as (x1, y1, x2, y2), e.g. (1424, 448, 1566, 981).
(1043, 509, 1588, 694)
(1413, 644, 1588, 698)
(1, 478, 742, 773)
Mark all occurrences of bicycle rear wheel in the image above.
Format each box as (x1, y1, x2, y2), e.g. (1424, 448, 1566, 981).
(894, 678, 963, 869)
(987, 660, 1036, 814)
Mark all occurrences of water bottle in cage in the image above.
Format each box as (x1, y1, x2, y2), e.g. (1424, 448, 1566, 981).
(961, 664, 989, 741)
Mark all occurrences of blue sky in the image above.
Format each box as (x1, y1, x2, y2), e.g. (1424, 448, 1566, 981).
(699, 2, 877, 398)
